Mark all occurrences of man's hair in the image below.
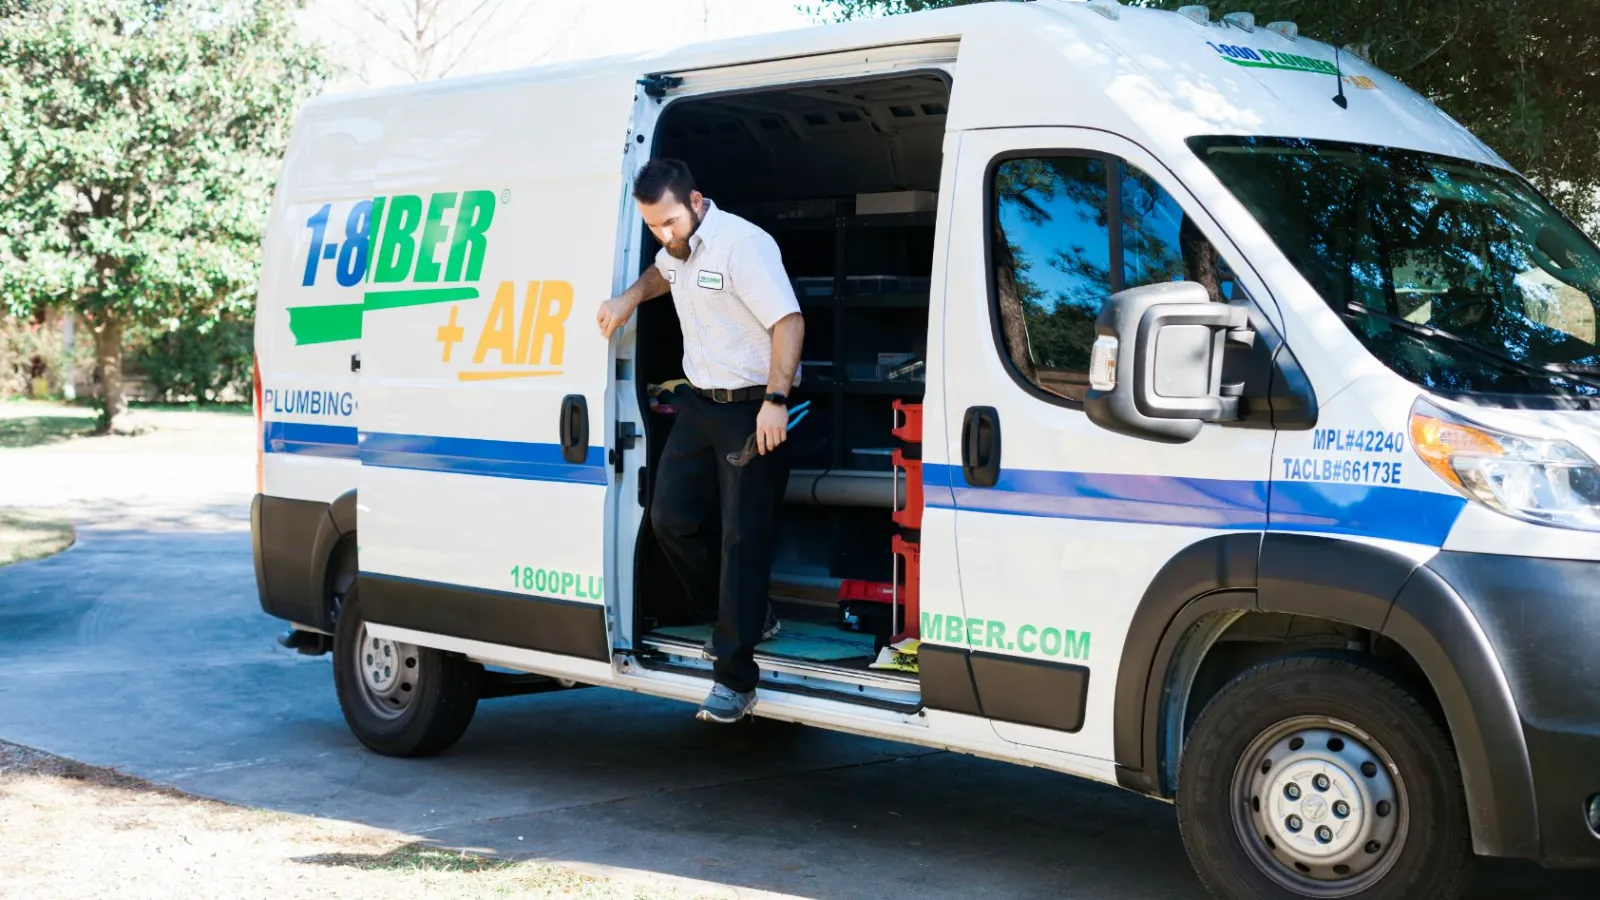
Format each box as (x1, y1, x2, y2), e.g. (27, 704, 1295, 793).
(633, 158, 697, 206)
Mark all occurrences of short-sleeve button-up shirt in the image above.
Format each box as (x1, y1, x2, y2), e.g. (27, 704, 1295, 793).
(653, 199, 802, 390)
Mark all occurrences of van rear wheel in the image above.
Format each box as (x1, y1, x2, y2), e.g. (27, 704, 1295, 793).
(333, 584, 482, 757)
(1176, 654, 1473, 900)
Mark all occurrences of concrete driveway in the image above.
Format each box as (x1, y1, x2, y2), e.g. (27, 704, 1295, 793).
(1, 409, 1595, 899)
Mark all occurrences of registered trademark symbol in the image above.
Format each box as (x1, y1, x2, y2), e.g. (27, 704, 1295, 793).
(501, 189, 511, 204)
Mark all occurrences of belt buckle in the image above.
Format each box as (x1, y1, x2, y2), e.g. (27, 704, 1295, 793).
(712, 388, 731, 403)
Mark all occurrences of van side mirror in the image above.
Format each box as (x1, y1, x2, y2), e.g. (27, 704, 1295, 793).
(1084, 282, 1255, 443)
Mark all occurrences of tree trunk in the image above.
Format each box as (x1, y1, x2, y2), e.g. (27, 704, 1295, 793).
(92, 313, 127, 434)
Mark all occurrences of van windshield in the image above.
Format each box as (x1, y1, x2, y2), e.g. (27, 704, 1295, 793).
(1190, 135, 1600, 399)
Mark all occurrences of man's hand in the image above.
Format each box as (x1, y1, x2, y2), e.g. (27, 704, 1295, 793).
(756, 401, 788, 455)
(597, 294, 637, 339)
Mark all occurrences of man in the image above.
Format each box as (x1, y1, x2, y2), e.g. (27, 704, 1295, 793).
(597, 158, 804, 724)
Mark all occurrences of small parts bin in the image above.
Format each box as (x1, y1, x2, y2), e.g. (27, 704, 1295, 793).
(892, 450, 923, 530)
(838, 578, 901, 642)
(892, 398, 923, 444)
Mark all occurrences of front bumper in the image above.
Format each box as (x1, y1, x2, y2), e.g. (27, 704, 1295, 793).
(1430, 551, 1600, 867)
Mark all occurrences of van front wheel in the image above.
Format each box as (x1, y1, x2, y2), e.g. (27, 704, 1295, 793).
(1177, 655, 1473, 900)
(333, 585, 482, 757)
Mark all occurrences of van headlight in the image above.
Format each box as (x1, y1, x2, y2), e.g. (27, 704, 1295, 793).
(1411, 399, 1600, 531)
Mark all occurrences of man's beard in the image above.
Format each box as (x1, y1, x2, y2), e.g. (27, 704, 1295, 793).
(664, 205, 701, 260)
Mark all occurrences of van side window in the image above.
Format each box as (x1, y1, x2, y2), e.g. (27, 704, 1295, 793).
(992, 155, 1242, 403)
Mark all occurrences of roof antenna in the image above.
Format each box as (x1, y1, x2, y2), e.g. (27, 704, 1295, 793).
(1331, 8, 1349, 108)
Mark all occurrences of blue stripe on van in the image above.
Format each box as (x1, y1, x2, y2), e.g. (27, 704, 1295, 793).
(1268, 480, 1465, 546)
(944, 467, 1270, 529)
(263, 421, 359, 460)
(358, 431, 607, 485)
(922, 463, 1465, 546)
(262, 422, 605, 485)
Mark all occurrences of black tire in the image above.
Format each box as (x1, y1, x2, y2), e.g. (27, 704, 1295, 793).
(333, 585, 482, 757)
(1177, 654, 1474, 900)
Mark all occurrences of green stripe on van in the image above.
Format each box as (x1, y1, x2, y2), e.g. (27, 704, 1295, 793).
(286, 286, 479, 345)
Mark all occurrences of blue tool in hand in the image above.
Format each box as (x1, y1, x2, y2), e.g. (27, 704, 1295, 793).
(727, 400, 810, 466)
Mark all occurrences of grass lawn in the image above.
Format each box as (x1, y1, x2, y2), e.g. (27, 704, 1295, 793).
(0, 400, 98, 449)
(0, 510, 74, 566)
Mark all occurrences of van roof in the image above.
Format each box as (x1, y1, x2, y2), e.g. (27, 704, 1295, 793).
(302, 0, 1504, 173)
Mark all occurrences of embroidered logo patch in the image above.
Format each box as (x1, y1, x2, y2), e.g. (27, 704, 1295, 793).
(697, 270, 724, 291)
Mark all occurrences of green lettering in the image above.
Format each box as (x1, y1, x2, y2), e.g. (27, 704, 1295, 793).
(966, 618, 984, 647)
(945, 615, 964, 645)
(589, 576, 604, 600)
(575, 575, 588, 599)
(921, 612, 943, 642)
(413, 192, 458, 283)
(1040, 627, 1062, 656)
(985, 620, 1007, 650)
(444, 190, 496, 282)
(560, 571, 575, 595)
(374, 194, 423, 283)
(1261, 50, 1281, 65)
(1062, 630, 1091, 661)
(364, 196, 387, 282)
(1017, 624, 1038, 654)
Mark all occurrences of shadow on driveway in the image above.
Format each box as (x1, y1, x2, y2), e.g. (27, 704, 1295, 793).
(0, 514, 1594, 900)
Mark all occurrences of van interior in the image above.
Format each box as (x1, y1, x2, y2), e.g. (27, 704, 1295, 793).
(632, 72, 950, 708)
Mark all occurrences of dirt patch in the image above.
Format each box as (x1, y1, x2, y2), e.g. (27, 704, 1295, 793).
(0, 741, 712, 900)
(0, 509, 74, 566)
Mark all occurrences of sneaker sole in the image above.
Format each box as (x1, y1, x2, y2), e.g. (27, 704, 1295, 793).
(695, 704, 754, 724)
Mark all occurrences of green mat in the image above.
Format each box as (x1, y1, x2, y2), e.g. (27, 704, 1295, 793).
(652, 620, 876, 662)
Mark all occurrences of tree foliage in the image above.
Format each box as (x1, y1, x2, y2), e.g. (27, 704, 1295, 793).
(811, 0, 1600, 230)
(0, 0, 326, 430)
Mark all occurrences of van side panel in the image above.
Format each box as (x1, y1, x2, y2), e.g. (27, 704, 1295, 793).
(351, 69, 636, 660)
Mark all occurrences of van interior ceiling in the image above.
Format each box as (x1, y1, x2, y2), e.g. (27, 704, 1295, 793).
(632, 72, 951, 705)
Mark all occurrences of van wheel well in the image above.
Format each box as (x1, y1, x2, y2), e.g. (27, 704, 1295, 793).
(1165, 611, 1442, 793)
(323, 532, 358, 629)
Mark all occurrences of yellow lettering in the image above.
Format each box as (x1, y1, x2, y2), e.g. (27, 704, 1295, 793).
(472, 281, 518, 365)
(520, 279, 572, 367)
(514, 280, 542, 364)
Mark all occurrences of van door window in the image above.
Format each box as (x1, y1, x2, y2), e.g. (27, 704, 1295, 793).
(991, 154, 1241, 403)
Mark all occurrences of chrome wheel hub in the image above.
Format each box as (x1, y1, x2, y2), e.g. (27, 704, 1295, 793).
(1233, 718, 1406, 896)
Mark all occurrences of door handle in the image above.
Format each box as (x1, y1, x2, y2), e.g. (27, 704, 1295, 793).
(961, 406, 1001, 488)
(559, 395, 589, 465)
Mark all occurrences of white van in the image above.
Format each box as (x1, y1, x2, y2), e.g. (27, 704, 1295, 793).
(249, 2, 1600, 896)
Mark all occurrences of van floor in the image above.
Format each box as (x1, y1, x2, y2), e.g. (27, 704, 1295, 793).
(640, 600, 914, 680)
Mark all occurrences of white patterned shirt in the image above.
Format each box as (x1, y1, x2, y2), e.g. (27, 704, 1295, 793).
(654, 199, 802, 390)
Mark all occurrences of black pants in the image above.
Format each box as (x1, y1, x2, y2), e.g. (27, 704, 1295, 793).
(652, 390, 790, 694)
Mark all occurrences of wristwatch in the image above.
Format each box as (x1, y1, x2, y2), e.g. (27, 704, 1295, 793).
(763, 391, 788, 407)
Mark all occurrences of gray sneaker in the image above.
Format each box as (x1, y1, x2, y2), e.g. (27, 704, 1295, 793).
(702, 606, 781, 661)
(696, 684, 756, 723)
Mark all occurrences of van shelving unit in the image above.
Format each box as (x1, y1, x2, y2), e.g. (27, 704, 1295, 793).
(729, 197, 933, 648)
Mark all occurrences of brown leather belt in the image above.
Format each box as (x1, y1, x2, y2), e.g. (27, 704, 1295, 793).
(692, 385, 767, 403)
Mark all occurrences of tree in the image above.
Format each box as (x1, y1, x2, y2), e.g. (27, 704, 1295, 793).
(315, 0, 584, 86)
(809, 0, 1600, 231)
(0, 0, 327, 431)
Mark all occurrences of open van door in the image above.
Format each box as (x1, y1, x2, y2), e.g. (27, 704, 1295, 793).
(352, 68, 637, 679)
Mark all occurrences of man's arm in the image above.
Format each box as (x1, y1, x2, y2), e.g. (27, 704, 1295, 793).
(756, 312, 804, 454)
(765, 313, 804, 396)
(597, 266, 669, 338)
